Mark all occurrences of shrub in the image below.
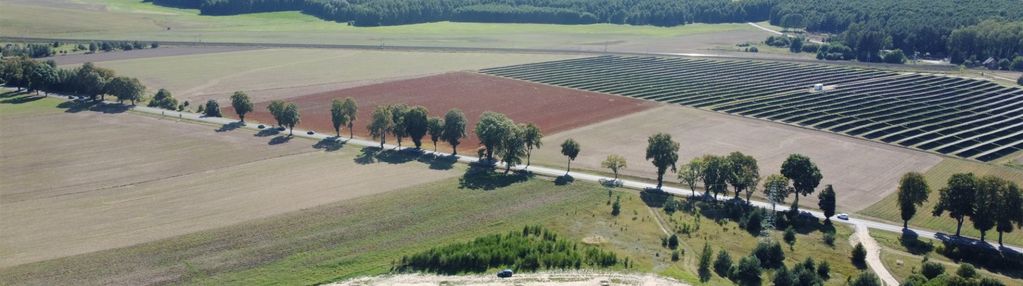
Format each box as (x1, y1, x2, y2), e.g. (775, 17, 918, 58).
(823, 231, 835, 246)
(611, 195, 621, 216)
(851, 271, 882, 286)
(397, 225, 618, 274)
(956, 263, 977, 278)
(979, 277, 1005, 286)
(903, 274, 928, 286)
(748, 46, 759, 53)
(752, 240, 785, 268)
(783, 226, 796, 248)
(801, 42, 820, 53)
(1011, 56, 1023, 71)
(921, 260, 945, 279)
(667, 234, 679, 250)
(882, 49, 907, 64)
(204, 100, 222, 117)
(698, 243, 713, 282)
(998, 58, 1011, 70)
(671, 250, 680, 261)
(147, 88, 178, 111)
(1017, 75, 1022, 86)
(730, 255, 762, 285)
(773, 264, 794, 286)
(817, 260, 830, 279)
(713, 250, 732, 277)
(663, 199, 677, 214)
(765, 35, 790, 47)
(852, 242, 867, 268)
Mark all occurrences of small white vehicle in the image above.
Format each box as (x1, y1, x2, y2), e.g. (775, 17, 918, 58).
(837, 213, 849, 220)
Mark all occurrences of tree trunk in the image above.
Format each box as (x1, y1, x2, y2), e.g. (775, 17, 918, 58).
(526, 149, 532, 169)
(289, 127, 293, 136)
(505, 163, 512, 174)
(613, 171, 618, 180)
(566, 158, 572, 174)
(349, 125, 354, 139)
(380, 138, 385, 149)
(792, 194, 801, 213)
(656, 172, 664, 190)
(999, 232, 1004, 246)
(452, 144, 458, 155)
(980, 230, 986, 242)
(336, 128, 340, 137)
(955, 218, 963, 236)
(903, 220, 908, 229)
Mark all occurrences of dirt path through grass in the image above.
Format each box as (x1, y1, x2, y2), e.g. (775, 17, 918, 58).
(851, 224, 899, 286)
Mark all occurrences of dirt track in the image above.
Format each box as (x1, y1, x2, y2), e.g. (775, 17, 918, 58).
(232, 72, 658, 149)
(45, 46, 257, 66)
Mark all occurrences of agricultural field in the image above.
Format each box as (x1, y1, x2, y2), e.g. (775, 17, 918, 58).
(528, 106, 941, 212)
(484, 55, 1023, 162)
(0, 0, 772, 55)
(860, 158, 1023, 246)
(0, 91, 458, 267)
(87, 49, 580, 103)
(232, 72, 658, 149)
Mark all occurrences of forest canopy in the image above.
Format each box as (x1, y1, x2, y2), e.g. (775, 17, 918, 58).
(147, 0, 1023, 63)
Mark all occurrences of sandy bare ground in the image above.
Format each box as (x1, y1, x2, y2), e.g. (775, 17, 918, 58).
(531, 105, 942, 212)
(332, 272, 685, 286)
(91, 48, 579, 103)
(46, 46, 258, 66)
(0, 105, 457, 267)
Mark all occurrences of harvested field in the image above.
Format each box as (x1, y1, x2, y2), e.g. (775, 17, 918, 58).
(530, 105, 942, 212)
(46, 46, 258, 66)
(233, 72, 658, 149)
(0, 93, 457, 267)
(89, 48, 579, 103)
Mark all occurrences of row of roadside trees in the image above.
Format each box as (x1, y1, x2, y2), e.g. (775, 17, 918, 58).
(898, 172, 1023, 246)
(0, 58, 145, 103)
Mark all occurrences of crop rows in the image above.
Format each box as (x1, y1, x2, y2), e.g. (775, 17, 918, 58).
(481, 55, 1023, 161)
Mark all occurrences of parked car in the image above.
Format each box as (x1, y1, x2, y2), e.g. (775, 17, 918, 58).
(837, 213, 849, 220)
(497, 269, 513, 278)
(257, 124, 266, 129)
(307, 131, 315, 135)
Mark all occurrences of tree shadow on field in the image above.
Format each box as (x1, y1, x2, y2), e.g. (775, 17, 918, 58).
(0, 94, 43, 105)
(268, 135, 292, 145)
(640, 188, 670, 208)
(418, 153, 457, 170)
(312, 137, 346, 152)
(458, 162, 530, 191)
(355, 147, 381, 164)
(376, 149, 419, 164)
(216, 122, 245, 133)
(899, 229, 934, 255)
(58, 100, 129, 114)
(254, 128, 279, 137)
(0, 91, 27, 99)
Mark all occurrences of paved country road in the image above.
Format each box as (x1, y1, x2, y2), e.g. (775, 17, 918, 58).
(33, 93, 1023, 284)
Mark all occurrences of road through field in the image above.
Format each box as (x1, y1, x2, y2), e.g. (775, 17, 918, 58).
(108, 98, 1023, 259)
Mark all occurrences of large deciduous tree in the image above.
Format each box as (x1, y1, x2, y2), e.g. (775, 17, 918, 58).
(280, 102, 300, 136)
(148, 88, 177, 110)
(645, 133, 679, 190)
(368, 105, 393, 148)
(897, 172, 931, 229)
(780, 154, 822, 214)
(818, 184, 837, 222)
(521, 123, 542, 169)
(267, 100, 286, 127)
(933, 173, 977, 237)
(560, 138, 580, 174)
(995, 180, 1023, 246)
(230, 91, 252, 123)
(441, 109, 467, 155)
(726, 151, 759, 204)
(972, 176, 1001, 242)
(678, 158, 704, 197)
(389, 104, 409, 148)
(499, 124, 526, 173)
(405, 105, 430, 149)
(475, 111, 514, 162)
(330, 98, 347, 137)
(701, 155, 729, 200)
(107, 76, 144, 105)
(341, 97, 358, 139)
(427, 117, 444, 152)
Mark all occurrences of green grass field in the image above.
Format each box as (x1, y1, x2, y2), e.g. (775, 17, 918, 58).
(2, 0, 759, 51)
(859, 158, 1023, 246)
(870, 230, 1021, 284)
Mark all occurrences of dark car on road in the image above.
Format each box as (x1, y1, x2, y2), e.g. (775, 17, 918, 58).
(497, 269, 513, 278)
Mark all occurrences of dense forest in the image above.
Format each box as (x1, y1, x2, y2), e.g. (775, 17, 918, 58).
(147, 0, 1023, 64)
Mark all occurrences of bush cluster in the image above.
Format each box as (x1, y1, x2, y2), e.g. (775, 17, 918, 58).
(396, 225, 618, 274)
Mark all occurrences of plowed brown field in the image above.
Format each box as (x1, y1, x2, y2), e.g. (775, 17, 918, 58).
(232, 72, 658, 149)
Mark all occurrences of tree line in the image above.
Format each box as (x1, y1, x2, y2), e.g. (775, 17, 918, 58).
(149, 0, 773, 27)
(899, 172, 1023, 246)
(0, 58, 146, 103)
(395, 225, 619, 274)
